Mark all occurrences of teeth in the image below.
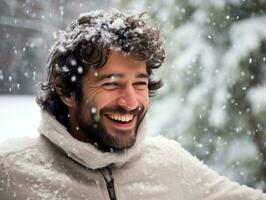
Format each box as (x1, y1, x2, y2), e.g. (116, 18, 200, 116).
(108, 113, 133, 122)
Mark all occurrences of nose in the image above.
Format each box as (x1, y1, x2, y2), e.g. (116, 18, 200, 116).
(118, 84, 138, 110)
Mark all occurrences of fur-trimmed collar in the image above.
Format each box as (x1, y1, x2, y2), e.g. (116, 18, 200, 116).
(38, 111, 147, 169)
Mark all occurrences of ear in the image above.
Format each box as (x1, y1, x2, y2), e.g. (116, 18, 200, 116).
(59, 93, 76, 108)
(54, 77, 76, 108)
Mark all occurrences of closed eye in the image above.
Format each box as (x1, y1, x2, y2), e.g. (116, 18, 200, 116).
(101, 82, 119, 90)
(133, 81, 148, 90)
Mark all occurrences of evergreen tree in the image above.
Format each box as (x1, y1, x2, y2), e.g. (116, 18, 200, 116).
(115, 0, 266, 190)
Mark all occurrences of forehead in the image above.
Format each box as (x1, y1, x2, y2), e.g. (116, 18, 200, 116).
(89, 51, 147, 80)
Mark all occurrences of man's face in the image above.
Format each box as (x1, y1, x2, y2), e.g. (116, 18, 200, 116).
(69, 51, 149, 151)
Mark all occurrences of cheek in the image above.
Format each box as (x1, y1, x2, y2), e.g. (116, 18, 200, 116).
(92, 92, 117, 114)
(138, 91, 149, 108)
(82, 89, 105, 110)
(144, 97, 149, 109)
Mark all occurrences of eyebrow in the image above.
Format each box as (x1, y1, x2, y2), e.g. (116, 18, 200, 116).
(95, 73, 148, 82)
(136, 73, 148, 79)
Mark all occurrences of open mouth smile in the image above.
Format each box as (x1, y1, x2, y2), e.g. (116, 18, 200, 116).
(106, 113, 134, 123)
(104, 113, 137, 130)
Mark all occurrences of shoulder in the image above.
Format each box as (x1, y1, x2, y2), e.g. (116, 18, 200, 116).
(143, 135, 188, 158)
(141, 136, 206, 170)
(140, 136, 191, 167)
(0, 136, 60, 182)
(0, 136, 53, 170)
(0, 136, 46, 192)
(0, 137, 42, 158)
(138, 137, 266, 199)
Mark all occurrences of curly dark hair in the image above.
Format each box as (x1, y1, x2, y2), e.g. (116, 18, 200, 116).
(37, 9, 165, 127)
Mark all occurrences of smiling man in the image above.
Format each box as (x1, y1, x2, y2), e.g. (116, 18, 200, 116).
(0, 9, 266, 200)
(66, 51, 149, 151)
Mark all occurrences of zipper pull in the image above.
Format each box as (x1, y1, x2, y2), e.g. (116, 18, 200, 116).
(102, 167, 117, 200)
(106, 177, 116, 200)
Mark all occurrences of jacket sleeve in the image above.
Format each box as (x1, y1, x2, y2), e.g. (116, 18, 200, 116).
(178, 145, 266, 200)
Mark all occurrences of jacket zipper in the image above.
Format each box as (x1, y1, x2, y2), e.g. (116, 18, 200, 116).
(102, 167, 117, 200)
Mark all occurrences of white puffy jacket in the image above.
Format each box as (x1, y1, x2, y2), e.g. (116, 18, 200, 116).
(0, 111, 265, 200)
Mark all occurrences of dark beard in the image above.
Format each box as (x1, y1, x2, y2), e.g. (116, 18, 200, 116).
(75, 105, 146, 152)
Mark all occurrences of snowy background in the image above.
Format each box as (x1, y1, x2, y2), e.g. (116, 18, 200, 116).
(1, 0, 266, 191)
(0, 96, 39, 142)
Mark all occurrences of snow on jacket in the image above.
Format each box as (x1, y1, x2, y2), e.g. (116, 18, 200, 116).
(0, 111, 265, 200)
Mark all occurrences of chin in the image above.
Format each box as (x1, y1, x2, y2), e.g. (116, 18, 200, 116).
(111, 141, 136, 152)
(107, 132, 137, 151)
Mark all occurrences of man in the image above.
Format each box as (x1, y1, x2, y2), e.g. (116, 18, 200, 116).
(0, 9, 265, 200)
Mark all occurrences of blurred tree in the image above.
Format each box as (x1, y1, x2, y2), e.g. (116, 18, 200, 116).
(115, 0, 266, 191)
(0, 0, 111, 94)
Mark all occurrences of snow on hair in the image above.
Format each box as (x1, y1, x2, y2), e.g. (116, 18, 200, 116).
(37, 9, 165, 124)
